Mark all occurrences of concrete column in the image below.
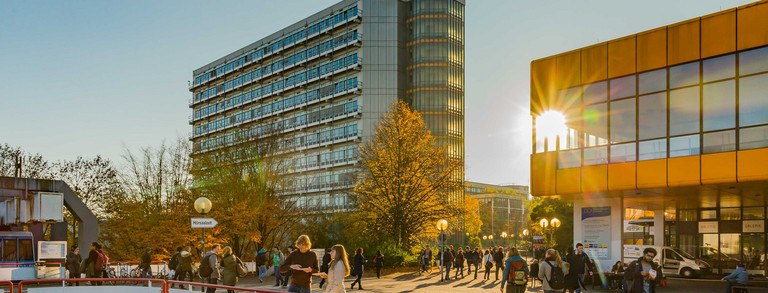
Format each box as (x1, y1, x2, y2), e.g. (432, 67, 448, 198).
(653, 210, 665, 246)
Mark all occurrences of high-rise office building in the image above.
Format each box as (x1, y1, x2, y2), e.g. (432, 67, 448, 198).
(189, 0, 464, 212)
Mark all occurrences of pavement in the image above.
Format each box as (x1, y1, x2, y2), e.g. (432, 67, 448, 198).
(224, 269, 739, 293)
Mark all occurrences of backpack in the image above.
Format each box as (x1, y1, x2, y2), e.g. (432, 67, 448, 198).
(544, 261, 565, 290)
(509, 260, 527, 285)
(95, 250, 109, 271)
(199, 254, 215, 277)
(169, 252, 180, 271)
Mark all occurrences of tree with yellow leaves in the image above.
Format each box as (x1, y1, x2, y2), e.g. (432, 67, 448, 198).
(353, 101, 464, 249)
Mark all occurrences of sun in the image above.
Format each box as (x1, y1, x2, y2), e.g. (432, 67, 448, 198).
(535, 110, 567, 141)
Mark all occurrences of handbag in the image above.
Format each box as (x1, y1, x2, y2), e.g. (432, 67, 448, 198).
(659, 277, 667, 287)
(236, 257, 248, 277)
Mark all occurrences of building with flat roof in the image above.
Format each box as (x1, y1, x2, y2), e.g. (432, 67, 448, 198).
(189, 0, 464, 212)
(465, 181, 529, 246)
(531, 1, 768, 275)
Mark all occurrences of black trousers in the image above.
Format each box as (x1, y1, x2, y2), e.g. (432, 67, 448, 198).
(351, 272, 362, 289)
(376, 266, 382, 278)
(67, 270, 80, 286)
(484, 265, 492, 279)
(495, 263, 503, 280)
(206, 277, 217, 293)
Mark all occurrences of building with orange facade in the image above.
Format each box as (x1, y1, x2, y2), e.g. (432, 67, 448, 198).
(530, 1, 768, 276)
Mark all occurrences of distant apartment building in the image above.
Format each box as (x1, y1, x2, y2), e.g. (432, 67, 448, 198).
(466, 181, 529, 241)
(189, 0, 465, 211)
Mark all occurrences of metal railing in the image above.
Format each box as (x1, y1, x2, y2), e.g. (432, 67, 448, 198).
(166, 280, 282, 292)
(0, 280, 11, 293)
(18, 278, 167, 292)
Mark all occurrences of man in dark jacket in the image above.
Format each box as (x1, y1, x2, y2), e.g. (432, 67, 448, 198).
(256, 249, 268, 283)
(65, 245, 82, 286)
(623, 247, 663, 293)
(494, 246, 504, 280)
(140, 247, 152, 279)
(443, 246, 455, 280)
(176, 246, 194, 289)
(464, 246, 472, 275)
(169, 247, 182, 288)
(569, 243, 596, 293)
(319, 248, 332, 288)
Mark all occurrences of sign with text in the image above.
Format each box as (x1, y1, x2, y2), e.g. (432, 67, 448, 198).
(37, 241, 67, 260)
(698, 221, 718, 233)
(582, 206, 611, 259)
(743, 220, 764, 233)
(191, 218, 218, 228)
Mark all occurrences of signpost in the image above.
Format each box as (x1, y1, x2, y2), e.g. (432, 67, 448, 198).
(191, 218, 218, 228)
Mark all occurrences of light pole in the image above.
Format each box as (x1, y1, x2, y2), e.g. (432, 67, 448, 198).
(501, 232, 508, 248)
(539, 218, 561, 248)
(522, 229, 530, 261)
(194, 197, 212, 257)
(436, 219, 448, 282)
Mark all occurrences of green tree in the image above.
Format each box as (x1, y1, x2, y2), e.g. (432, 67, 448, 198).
(527, 197, 573, 251)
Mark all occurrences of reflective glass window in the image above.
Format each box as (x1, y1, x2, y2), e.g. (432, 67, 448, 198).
(610, 143, 636, 163)
(583, 81, 607, 104)
(702, 130, 736, 154)
(739, 125, 768, 150)
(739, 46, 768, 76)
(558, 149, 581, 169)
(583, 146, 608, 166)
(638, 93, 667, 139)
(703, 80, 735, 131)
(639, 69, 667, 95)
(720, 207, 741, 220)
(610, 98, 636, 143)
(18, 239, 33, 261)
(700, 209, 717, 220)
(583, 103, 608, 146)
(703, 54, 735, 82)
(739, 73, 768, 127)
(609, 75, 636, 100)
(3, 239, 16, 261)
(670, 134, 700, 157)
(744, 207, 766, 220)
(639, 139, 667, 161)
(669, 62, 699, 89)
(669, 87, 700, 135)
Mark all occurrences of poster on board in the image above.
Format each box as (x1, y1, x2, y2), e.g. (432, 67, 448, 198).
(582, 206, 611, 259)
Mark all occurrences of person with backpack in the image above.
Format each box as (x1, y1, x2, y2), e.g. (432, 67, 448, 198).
(65, 245, 82, 286)
(221, 246, 247, 293)
(500, 248, 529, 293)
(199, 244, 222, 293)
(279, 235, 319, 293)
(82, 242, 105, 285)
(373, 250, 384, 279)
(139, 247, 153, 279)
(176, 246, 194, 289)
(494, 246, 505, 280)
(623, 247, 663, 293)
(454, 248, 465, 279)
(539, 249, 568, 293)
(483, 249, 494, 280)
(273, 246, 286, 288)
(256, 248, 268, 283)
(168, 247, 182, 288)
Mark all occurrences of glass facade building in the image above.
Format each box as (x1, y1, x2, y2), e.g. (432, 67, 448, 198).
(189, 0, 464, 212)
(531, 1, 768, 275)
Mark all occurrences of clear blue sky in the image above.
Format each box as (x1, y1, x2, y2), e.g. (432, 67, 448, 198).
(0, 0, 754, 186)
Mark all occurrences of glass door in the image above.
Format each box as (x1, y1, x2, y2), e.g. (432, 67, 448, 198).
(720, 233, 741, 274)
(700, 234, 719, 274)
(742, 233, 765, 276)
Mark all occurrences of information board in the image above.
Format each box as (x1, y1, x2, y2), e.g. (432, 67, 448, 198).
(582, 206, 611, 259)
(38, 241, 67, 260)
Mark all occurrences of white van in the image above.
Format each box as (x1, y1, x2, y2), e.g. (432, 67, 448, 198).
(623, 245, 711, 278)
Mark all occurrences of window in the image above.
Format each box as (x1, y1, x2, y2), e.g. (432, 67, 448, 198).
(703, 80, 735, 131)
(583, 81, 607, 104)
(18, 239, 33, 261)
(679, 209, 697, 221)
(558, 149, 581, 169)
(669, 87, 700, 135)
(583, 103, 608, 146)
(739, 46, 768, 76)
(610, 98, 636, 142)
(720, 207, 741, 220)
(610, 143, 636, 163)
(700, 209, 717, 220)
(740, 125, 768, 150)
(739, 73, 768, 127)
(638, 93, 667, 139)
(703, 130, 735, 154)
(744, 206, 765, 220)
(669, 62, 699, 89)
(583, 146, 608, 166)
(610, 75, 636, 100)
(703, 54, 735, 82)
(670, 134, 700, 157)
(3, 239, 16, 261)
(639, 69, 667, 95)
(639, 139, 667, 161)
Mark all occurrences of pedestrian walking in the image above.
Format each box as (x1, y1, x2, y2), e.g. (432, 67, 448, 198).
(168, 247, 182, 289)
(139, 247, 153, 279)
(539, 249, 567, 293)
(500, 248, 529, 293)
(82, 242, 105, 285)
(200, 244, 222, 293)
(563, 247, 577, 293)
(279, 235, 319, 293)
(623, 247, 663, 293)
(443, 246, 455, 281)
(483, 249, 493, 280)
(256, 248, 268, 283)
(319, 244, 351, 293)
(176, 246, 194, 289)
(494, 246, 505, 280)
(373, 250, 384, 279)
(568, 243, 596, 293)
(220, 246, 242, 293)
(282, 246, 295, 287)
(472, 247, 481, 279)
(320, 248, 332, 288)
(423, 246, 432, 272)
(454, 248, 465, 279)
(350, 247, 365, 290)
(65, 245, 82, 286)
(273, 246, 286, 287)
(464, 246, 472, 275)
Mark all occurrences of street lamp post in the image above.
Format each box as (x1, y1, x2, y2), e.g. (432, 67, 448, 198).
(539, 218, 561, 248)
(437, 219, 448, 282)
(501, 232, 508, 248)
(522, 229, 530, 262)
(194, 197, 212, 257)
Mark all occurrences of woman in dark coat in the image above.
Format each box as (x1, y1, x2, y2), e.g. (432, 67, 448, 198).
(65, 245, 82, 286)
(454, 249, 465, 279)
(563, 247, 578, 293)
(220, 246, 239, 293)
(351, 247, 365, 290)
(373, 250, 384, 279)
